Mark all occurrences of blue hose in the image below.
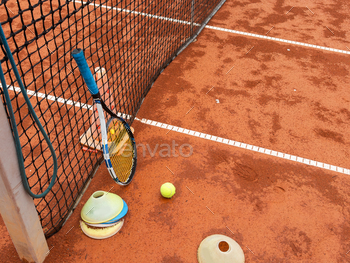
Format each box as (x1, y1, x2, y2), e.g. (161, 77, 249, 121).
(0, 23, 57, 198)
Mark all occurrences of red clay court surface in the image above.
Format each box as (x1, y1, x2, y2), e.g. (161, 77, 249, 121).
(2, 0, 350, 262)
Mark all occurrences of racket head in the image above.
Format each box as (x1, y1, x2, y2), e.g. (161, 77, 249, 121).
(104, 117, 137, 185)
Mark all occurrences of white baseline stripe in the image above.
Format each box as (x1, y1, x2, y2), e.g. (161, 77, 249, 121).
(7, 85, 93, 110)
(205, 25, 350, 55)
(73, 0, 199, 26)
(73, 0, 350, 55)
(139, 118, 350, 175)
(4, 84, 349, 175)
(4, 84, 131, 120)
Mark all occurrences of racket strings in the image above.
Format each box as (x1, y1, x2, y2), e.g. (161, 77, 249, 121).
(110, 139, 134, 182)
(107, 121, 135, 183)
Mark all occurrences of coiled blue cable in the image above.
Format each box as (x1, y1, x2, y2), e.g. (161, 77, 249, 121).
(0, 23, 57, 198)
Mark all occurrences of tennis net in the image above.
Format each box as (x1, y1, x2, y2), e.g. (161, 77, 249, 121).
(0, 0, 225, 237)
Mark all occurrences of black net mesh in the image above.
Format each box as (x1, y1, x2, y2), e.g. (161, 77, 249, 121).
(0, 0, 224, 237)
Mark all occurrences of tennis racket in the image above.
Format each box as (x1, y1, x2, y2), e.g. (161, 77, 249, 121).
(72, 48, 137, 185)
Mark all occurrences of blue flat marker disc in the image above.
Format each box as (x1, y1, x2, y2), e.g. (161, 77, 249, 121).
(101, 200, 128, 224)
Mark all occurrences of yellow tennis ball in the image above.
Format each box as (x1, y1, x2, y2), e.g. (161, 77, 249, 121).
(160, 183, 176, 198)
(110, 129, 115, 135)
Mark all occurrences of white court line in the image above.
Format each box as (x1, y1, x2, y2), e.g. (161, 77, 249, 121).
(7, 85, 92, 110)
(205, 25, 350, 55)
(4, 84, 131, 120)
(73, 0, 350, 55)
(5, 84, 350, 175)
(73, 0, 197, 26)
(139, 118, 350, 175)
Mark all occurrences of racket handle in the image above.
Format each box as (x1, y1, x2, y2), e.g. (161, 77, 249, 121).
(72, 48, 99, 95)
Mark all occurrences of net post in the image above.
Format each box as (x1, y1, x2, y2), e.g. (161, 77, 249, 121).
(0, 98, 49, 262)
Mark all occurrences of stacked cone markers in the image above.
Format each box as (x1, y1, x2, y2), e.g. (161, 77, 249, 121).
(80, 190, 128, 239)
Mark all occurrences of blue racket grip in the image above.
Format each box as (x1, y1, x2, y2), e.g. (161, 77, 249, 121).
(72, 49, 99, 95)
